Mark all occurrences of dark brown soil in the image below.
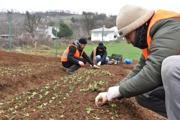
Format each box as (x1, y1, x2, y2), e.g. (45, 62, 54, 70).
(0, 50, 166, 120)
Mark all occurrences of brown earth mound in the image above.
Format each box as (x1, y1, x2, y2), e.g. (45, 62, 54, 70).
(0, 50, 166, 120)
(0, 51, 59, 63)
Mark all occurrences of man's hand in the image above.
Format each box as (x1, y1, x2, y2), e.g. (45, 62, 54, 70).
(93, 65, 100, 69)
(95, 92, 108, 107)
(95, 86, 121, 107)
(97, 61, 102, 66)
(78, 61, 85, 66)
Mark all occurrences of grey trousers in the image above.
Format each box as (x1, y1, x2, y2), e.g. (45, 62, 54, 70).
(136, 86, 166, 117)
(161, 55, 180, 120)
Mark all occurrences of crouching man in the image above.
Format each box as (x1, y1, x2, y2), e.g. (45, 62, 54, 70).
(61, 38, 98, 74)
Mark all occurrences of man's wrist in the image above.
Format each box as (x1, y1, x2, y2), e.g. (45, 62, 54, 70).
(107, 86, 121, 101)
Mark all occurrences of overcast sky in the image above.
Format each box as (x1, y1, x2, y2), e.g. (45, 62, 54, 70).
(1, 0, 180, 15)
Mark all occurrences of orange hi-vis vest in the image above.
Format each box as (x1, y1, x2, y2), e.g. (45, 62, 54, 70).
(142, 10, 180, 59)
(61, 44, 83, 62)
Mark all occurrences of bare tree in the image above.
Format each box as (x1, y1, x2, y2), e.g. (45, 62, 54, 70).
(82, 12, 96, 36)
(24, 11, 42, 48)
(24, 11, 41, 37)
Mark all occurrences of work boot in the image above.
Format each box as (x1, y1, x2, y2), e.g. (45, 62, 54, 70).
(62, 67, 73, 75)
(67, 65, 80, 75)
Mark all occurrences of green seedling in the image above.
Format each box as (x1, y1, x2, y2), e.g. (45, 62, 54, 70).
(85, 107, 94, 114)
(80, 80, 107, 92)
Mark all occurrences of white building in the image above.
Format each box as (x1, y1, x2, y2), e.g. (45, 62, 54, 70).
(36, 26, 59, 39)
(90, 26, 119, 41)
(45, 26, 59, 39)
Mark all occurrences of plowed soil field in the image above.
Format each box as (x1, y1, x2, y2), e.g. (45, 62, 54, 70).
(0, 51, 166, 120)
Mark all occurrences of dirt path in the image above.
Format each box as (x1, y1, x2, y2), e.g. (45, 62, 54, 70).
(0, 51, 166, 120)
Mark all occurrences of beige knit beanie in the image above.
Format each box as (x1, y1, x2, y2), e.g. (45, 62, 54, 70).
(116, 5, 155, 37)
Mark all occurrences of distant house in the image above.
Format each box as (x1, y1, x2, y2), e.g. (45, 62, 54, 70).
(90, 26, 119, 41)
(45, 26, 59, 39)
(36, 26, 59, 40)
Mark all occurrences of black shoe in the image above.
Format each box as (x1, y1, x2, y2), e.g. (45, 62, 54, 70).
(67, 70, 74, 75)
(68, 65, 80, 73)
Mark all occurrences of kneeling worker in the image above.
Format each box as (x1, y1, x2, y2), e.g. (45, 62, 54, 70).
(91, 42, 109, 66)
(61, 38, 98, 74)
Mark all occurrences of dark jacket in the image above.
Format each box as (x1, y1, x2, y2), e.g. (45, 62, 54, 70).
(90, 46, 107, 63)
(62, 41, 93, 67)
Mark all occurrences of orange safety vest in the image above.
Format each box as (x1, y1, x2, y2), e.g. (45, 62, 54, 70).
(61, 44, 83, 62)
(142, 10, 180, 59)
